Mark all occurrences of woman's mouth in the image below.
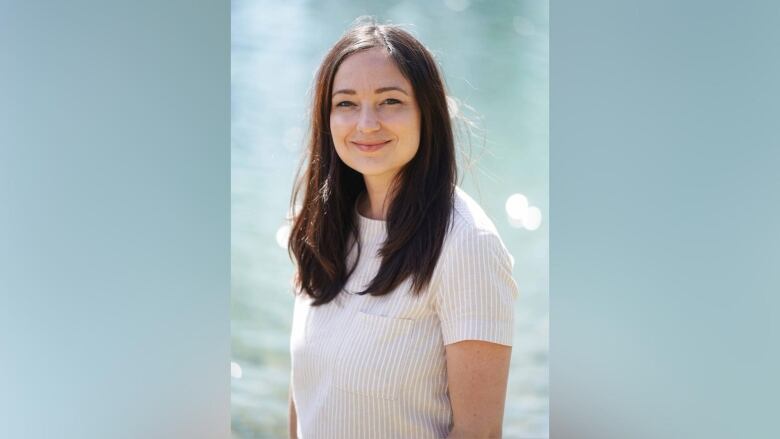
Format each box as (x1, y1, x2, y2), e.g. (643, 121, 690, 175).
(352, 140, 391, 152)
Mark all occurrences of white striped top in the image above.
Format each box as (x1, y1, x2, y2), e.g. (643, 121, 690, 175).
(290, 187, 519, 439)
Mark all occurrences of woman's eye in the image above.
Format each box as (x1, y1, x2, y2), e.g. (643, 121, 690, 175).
(334, 99, 400, 108)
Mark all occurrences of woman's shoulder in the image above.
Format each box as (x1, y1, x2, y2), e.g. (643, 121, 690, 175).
(435, 187, 519, 302)
(443, 187, 512, 261)
(448, 186, 502, 239)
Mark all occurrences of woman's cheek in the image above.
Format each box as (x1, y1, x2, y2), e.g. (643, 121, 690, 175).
(385, 108, 416, 125)
(331, 112, 355, 130)
(329, 116, 345, 136)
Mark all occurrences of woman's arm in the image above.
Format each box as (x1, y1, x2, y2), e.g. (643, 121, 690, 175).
(445, 340, 512, 439)
(288, 383, 297, 439)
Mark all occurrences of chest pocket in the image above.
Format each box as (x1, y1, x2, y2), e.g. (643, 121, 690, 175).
(333, 311, 416, 400)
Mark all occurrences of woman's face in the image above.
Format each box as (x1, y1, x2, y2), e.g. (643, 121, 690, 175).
(329, 48, 421, 187)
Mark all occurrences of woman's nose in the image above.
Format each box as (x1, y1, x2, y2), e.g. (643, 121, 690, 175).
(357, 106, 380, 133)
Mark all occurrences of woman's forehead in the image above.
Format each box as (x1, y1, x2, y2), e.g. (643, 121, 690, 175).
(332, 48, 412, 95)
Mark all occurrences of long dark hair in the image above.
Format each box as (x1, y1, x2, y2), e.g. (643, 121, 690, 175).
(288, 19, 457, 306)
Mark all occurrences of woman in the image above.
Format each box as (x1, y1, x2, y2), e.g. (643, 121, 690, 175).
(287, 19, 519, 439)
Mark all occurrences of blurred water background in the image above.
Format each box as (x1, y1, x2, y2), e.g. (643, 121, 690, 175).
(231, 0, 548, 437)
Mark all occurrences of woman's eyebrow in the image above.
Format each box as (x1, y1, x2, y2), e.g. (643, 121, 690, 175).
(332, 86, 409, 97)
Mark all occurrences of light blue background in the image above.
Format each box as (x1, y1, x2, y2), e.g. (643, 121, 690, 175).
(0, 1, 230, 438)
(552, 1, 780, 438)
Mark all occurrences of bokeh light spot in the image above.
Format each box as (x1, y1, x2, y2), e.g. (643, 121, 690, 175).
(523, 206, 542, 231)
(231, 361, 243, 379)
(276, 224, 291, 249)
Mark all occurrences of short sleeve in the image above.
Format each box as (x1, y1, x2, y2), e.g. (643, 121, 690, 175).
(434, 228, 519, 346)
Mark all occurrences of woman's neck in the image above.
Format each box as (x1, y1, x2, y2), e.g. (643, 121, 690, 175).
(359, 176, 393, 220)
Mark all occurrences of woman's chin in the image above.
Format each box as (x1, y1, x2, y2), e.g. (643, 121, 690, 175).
(352, 165, 401, 182)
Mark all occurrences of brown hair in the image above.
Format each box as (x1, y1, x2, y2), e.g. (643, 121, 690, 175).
(288, 18, 457, 306)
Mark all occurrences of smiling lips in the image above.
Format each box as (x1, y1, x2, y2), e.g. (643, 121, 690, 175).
(351, 139, 391, 152)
